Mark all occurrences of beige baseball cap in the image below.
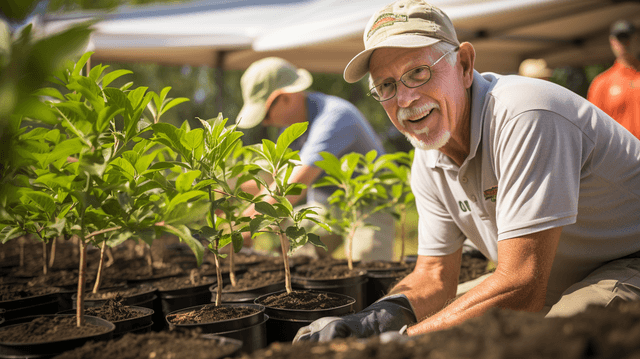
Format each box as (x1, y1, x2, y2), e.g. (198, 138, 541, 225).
(236, 57, 312, 129)
(344, 0, 460, 83)
(518, 59, 553, 79)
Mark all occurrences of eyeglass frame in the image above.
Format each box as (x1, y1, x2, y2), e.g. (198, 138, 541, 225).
(368, 45, 460, 102)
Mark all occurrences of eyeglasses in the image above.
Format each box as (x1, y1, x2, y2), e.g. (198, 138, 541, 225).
(368, 46, 460, 102)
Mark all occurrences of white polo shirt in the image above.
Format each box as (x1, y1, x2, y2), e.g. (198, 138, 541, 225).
(413, 70, 640, 304)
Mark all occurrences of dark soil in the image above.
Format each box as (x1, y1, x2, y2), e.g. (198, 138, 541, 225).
(256, 290, 353, 310)
(0, 283, 60, 301)
(167, 304, 260, 325)
(84, 284, 156, 301)
(237, 300, 640, 359)
(357, 260, 410, 272)
(221, 270, 285, 292)
(459, 253, 493, 283)
(294, 261, 364, 280)
(84, 295, 143, 322)
(0, 315, 110, 343)
(52, 330, 241, 359)
(150, 274, 215, 291)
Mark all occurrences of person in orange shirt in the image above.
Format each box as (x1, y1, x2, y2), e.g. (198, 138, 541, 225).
(587, 20, 640, 139)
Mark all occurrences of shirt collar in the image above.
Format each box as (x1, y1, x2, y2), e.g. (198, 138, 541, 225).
(426, 70, 494, 170)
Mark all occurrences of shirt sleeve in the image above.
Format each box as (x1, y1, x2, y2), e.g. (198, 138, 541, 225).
(298, 108, 357, 166)
(493, 109, 581, 241)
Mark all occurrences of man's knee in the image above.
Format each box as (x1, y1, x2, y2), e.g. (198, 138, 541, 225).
(546, 258, 640, 318)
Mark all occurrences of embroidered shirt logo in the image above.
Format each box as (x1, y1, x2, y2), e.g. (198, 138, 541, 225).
(367, 13, 408, 39)
(483, 186, 497, 202)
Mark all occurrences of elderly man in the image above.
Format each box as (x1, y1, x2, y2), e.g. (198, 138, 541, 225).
(294, 0, 640, 342)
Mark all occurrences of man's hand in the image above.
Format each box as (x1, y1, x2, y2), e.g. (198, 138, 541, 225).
(293, 294, 417, 342)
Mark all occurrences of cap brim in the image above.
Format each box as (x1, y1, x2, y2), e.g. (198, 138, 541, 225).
(236, 102, 267, 129)
(343, 35, 441, 83)
(236, 68, 312, 129)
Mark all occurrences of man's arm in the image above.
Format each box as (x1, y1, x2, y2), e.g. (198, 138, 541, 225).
(406, 226, 562, 335)
(387, 247, 462, 320)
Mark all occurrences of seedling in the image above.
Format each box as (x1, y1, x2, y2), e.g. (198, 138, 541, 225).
(150, 114, 253, 305)
(246, 122, 328, 294)
(313, 150, 393, 270)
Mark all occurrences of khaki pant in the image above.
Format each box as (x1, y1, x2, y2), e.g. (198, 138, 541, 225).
(545, 255, 640, 318)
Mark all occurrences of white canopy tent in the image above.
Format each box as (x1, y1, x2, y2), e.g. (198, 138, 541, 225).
(41, 0, 640, 75)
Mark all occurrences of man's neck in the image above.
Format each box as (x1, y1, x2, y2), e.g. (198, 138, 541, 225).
(617, 55, 640, 71)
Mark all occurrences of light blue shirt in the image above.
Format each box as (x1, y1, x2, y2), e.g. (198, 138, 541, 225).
(290, 91, 385, 204)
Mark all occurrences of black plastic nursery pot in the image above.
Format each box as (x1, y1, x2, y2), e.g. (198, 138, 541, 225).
(0, 314, 115, 359)
(0, 292, 61, 322)
(58, 305, 154, 338)
(359, 261, 412, 307)
(165, 303, 268, 353)
(254, 290, 355, 344)
(155, 278, 216, 322)
(72, 287, 157, 309)
(292, 270, 368, 312)
(210, 280, 286, 304)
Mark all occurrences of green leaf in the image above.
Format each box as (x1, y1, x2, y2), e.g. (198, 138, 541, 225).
(20, 191, 55, 214)
(249, 217, 273, 234)
(33, 87, 65, 101)
(159, 97, 190, 118)
(164, 198, 209, 226)
(181, 128, 204, 152)
(175, 170, 201, 192)
(275, 122, 307, 155)
(231, 232, 243, 253)
(72, 52, 94, 77)
(97, 105, 124, 133)
(102, 69, 133, 87)
(285, 226, 306, 246)
(254, 201, 279, 218)
(307, 233, 327, 251)
(161, 224, 204, 266)
(1, 226, 26, 244)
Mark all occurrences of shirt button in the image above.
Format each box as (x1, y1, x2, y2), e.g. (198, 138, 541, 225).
(470, 195, 477, 202)
(461, 177, 468, 183)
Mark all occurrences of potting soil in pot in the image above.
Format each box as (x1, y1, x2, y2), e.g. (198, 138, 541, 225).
(238, 300, 640, 359)
(0, 316, 110, 343)
(51, 330, 242, 359)
(0, 284, 60, 301)
(167, 304, 260, 325)
(83, 295, 142, 322)
(223, 270, 285, 291)
(257, 291, 352, 310)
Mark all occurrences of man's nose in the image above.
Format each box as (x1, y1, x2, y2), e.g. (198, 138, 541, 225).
(395, 83, 420, 108)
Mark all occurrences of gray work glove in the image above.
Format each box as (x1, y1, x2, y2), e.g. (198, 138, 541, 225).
(293, 294, 417, 342)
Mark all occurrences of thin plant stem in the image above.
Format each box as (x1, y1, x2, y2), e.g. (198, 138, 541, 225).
(279, 232, 292, 294)
(228, 223, 237, 287)
(19, 236, 24, 267)
(76, 240, 87, 327)
(92, 241, 107, 293)
(213, 240, 223, 306)
(42, 240, 48, 275)
(49, 235, 58, 269)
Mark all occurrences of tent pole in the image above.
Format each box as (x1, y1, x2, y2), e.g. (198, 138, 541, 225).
(214, 51, 226, 114)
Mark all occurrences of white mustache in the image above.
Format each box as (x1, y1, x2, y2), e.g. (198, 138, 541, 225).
(397, 103, 439, 127)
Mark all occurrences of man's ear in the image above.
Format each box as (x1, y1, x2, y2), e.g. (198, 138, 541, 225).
(458, 42, 476, 89)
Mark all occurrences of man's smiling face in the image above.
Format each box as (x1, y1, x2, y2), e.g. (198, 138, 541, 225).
(369, 44, 468, 152)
